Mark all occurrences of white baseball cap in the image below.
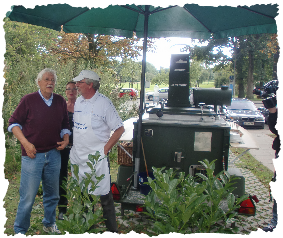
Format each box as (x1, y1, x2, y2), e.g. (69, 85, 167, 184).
(73, 70, 101, 82)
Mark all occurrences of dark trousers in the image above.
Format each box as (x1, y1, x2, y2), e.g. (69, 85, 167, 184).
(86, 156, 117, 232)
(58, 147, 71, 213)
(86, 192, 118, 232)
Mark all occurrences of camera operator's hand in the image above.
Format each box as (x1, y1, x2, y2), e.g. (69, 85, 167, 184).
(268, 107, 276, 113)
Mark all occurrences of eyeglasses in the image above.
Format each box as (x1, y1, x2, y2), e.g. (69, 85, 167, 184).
(76, 81, 86, 84)
(66, 88, 77, 91)
(43, 78, 56, 83)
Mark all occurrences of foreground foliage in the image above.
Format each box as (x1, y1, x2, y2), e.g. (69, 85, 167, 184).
(57, 152, 106, 234)
(144, 159, 248, 234)
(4, 154, 269, 235)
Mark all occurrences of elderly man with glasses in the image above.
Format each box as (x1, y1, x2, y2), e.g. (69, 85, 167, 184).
(8, 68, 70, 234)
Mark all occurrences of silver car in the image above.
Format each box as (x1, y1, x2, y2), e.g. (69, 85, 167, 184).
(225, 98, 265, 129)
(146, 87, 169, 101)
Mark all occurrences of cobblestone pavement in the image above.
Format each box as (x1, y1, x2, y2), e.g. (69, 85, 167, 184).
(229, 153, 273, 234)
(114, 152, 274, 235)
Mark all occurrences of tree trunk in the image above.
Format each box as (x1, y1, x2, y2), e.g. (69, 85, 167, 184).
(246, 50, 254, 99)
(86, 33, 101, 69)
(234, 44, 245, 98)
(238, 77, 245, 98)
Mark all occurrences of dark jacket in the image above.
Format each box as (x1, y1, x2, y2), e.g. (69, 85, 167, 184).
(268, 105, 283, 156)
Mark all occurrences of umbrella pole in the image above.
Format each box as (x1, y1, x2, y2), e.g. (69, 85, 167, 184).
(134, 5, 150, 189)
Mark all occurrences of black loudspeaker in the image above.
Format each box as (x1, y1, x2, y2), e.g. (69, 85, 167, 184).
(167, 54, 190, 107)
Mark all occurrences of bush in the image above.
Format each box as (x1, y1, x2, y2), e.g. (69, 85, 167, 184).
(143, 159, 248, 235)
(4, 133, 22, 179)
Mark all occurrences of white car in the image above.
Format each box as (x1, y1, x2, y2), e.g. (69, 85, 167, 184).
(146, 87, 169, 101)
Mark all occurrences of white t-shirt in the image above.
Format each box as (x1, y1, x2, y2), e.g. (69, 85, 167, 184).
(74, 91, 124, 142)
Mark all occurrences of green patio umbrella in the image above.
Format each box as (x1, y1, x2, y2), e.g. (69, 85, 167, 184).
(7, 4, 278, 39)
(6, 3, 278, 186)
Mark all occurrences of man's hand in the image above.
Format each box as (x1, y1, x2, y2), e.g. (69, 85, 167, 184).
(57, 141, 68, 150)
(57, 134, 69, 150)
(104, 126, 125, 155)
(23, 141, 37, 159)
(11, 126, 37, 159)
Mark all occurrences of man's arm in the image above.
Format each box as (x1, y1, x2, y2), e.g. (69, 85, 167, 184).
(268, 105, 283, 135)
(12, 126, 37, 159)
(57, 133, 70, 150)
(268, 107, 277, 114)
(57, 96, 71, 150)
(104, 126, 125, 155)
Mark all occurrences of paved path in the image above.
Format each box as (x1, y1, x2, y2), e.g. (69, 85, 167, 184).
(247, 100, 277, 172)
(247, 127, 276, 172)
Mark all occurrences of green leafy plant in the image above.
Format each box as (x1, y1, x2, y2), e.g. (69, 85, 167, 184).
(143, 159, 248, 235)
(57, 152, 106, 234)
(4, 132, 22, 179)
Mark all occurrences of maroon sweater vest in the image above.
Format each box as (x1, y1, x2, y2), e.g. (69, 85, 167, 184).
(9, 91, 70, 156)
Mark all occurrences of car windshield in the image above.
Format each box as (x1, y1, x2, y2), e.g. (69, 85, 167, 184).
(227, 101, 257, 111)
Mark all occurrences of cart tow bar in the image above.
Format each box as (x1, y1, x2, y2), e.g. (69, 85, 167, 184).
(122, 174, 135, 200)
(133, 157, 140, 189)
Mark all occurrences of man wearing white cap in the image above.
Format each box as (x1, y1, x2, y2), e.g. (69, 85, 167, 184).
(70, 70, 124, 232)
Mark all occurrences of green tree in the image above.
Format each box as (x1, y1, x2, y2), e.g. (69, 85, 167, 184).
(3, 18, 141, 130)
(3, 18, 60, 128)
(214, 65, 234, 88)
(119, 59, 141, 87)
(50, 32, 143, 70)
(190, 34, 278, 98)
(190, 58, 204, 87)
(191, 38, 233, 67)
(232, 34, 278, 98)
(151, 67, 169, 86)
(143, 62, 159, 82)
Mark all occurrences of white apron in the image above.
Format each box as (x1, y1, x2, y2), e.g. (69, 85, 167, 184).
(70, 108, 110, 196)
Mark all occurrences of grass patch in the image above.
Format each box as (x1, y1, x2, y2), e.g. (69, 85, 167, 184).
(198, 81, 215, 88)
(3, 175, 20, 235)
(230, 148, 273, 188)
(4, 174, 46, 235)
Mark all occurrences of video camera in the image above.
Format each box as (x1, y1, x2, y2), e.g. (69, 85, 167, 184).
(262, 85, 283, 109)
(253, 80, 278, 109)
